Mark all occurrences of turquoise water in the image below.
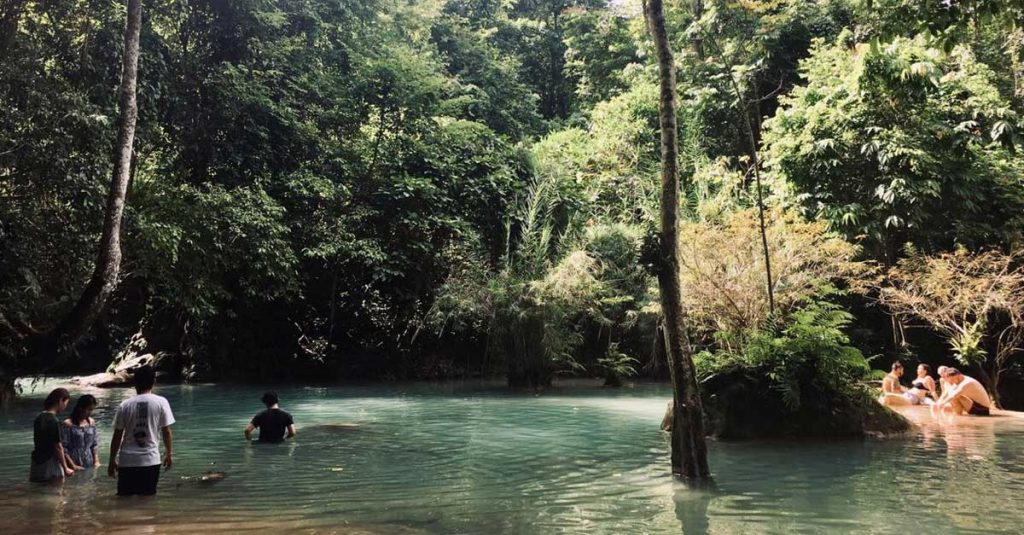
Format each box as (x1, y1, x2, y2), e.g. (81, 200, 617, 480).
(1, 379, 1024, 534)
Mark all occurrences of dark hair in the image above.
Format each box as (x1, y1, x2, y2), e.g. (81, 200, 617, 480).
(891, 361, 903, 371)
(919, 363, 931, 374)
(43, 388, 70, 410)
(134, 365, 156, 392)
(70, 394, 97, 426)
(261, 391, 279, 407)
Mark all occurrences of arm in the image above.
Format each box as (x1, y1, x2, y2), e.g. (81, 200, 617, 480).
(161, 426, 173, 470)
(245, 423, 256, 440)
(107, 428, 124, 478)
(157, 400, 175, 470)
(55, 442, 74, 476)
(53, 419, 74, 475)
(287, 424, 296, 439)
(938, 382, 967, 407)
(92, 423, 101, 467)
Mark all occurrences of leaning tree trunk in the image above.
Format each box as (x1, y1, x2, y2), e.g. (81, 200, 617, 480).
(644, 0, 711, 480)
(54, 0, 142, 345)
(0, 0, 142, 401)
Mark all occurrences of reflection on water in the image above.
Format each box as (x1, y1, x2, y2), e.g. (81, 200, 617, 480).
(1, 380, 1023, 534)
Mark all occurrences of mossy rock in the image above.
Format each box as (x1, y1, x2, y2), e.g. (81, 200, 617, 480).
(687, 368, 910, 439)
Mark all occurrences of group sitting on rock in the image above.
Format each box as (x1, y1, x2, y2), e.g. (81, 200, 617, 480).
(879, 361, 993, 416)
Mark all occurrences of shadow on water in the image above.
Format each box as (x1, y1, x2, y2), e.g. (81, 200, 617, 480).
(672, 478, 714, 535)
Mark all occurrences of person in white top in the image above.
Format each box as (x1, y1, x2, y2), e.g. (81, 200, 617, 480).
(108, 366, 175, 496)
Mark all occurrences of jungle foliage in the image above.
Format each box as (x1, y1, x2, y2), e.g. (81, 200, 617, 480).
(2, 0, 1024, 409)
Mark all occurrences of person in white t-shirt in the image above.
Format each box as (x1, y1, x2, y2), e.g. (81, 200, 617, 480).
(107, 366, 175, 496)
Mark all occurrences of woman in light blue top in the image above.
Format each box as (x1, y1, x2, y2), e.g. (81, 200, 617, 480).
(62, 394, 100, 469)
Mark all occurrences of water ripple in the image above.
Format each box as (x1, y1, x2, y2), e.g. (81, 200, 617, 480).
(1, 380, 1024, 533)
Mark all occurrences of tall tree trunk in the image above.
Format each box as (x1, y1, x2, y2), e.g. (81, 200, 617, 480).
(729, 73, 775, 315)
(0, 0, 26, 52)
(327, 270, 338, 352)
(644, 0, 711, 480)
(690, 0, 705, 60)
(55, 0, 143, 345)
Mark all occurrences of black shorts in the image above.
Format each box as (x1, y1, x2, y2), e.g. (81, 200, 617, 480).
(968, 401, 991, 416)
(117, 464, 161, 496)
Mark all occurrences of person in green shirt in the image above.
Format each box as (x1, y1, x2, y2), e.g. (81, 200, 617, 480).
(29, 388, 75, 483)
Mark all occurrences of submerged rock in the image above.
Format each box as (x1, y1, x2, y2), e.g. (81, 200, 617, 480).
(305, 423, 361, 432)
(179, 471, 228, 485)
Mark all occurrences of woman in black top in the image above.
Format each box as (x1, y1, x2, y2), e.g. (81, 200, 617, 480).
(30, 388, 75, 482)
(907, 363, 938, 405)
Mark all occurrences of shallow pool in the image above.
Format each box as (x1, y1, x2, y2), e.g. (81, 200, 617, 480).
(1, 379, 1022, 534)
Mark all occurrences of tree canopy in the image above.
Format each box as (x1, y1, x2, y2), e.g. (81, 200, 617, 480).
(3, 0, 1024, 411)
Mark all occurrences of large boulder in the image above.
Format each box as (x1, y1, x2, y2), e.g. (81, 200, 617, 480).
(70, 352, 170, 388)
(109, 352, 165, 375)
(70, 371, 130, 388)
(661, 370, 911, 439)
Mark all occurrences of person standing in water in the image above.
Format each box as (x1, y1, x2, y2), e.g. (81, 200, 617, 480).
(245, 391, 295, 443)
(108, 366, 175, 496)
(30, 388, 75, 483)
(62, 394, 101, 469)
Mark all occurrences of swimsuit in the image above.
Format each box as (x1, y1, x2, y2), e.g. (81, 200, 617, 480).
(903, 380, 930, 405)
(903, 391, 922, 405)
(967, 400, 991, 416)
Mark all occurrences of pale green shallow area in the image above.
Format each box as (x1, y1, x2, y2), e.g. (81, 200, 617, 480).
(1, 379, 1023, 534)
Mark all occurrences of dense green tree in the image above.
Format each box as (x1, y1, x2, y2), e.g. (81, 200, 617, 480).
(562, 6, 640, 112)
(0, 0, 143, 400)
(1, 0, 535, 386)
(2, 0, 1024, 420)
(431, 14, 542, 138)
(762, 35, 1024, 260)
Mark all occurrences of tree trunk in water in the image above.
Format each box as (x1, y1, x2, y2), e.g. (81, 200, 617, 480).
(645, 0, 711, 480)
(54, 0, 142, 346)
